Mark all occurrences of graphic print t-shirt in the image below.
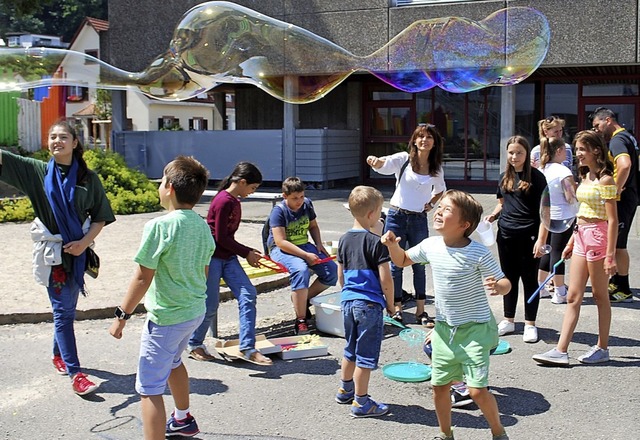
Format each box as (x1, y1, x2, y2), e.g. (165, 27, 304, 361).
(267, 198, 316, 248)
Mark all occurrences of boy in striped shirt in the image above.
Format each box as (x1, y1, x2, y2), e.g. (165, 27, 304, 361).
(382, 189, 511, 440)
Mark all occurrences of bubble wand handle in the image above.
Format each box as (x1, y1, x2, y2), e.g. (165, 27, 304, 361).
(527, 258, 565, 304)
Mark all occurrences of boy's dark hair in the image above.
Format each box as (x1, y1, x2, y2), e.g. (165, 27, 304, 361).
(218, 161, 262, 191)
(348, 186, 384, 218)
(442, 189, 482, 238)
(590, 106, 617, 123)
(163, 156, 209, 205)
(282, 176, 305, 195)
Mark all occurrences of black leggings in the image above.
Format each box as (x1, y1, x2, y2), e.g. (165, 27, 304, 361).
(496, 233, 540, 322)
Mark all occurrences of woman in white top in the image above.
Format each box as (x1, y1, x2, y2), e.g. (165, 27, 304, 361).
(366, 123, 446, 326)
(538, 137, 578, 304)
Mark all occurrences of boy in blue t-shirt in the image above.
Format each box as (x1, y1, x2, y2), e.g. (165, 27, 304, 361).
(109, 156, 215, 439)
(335, 186, 394, 418)
(382, 189, 511, 440)
(266, 177, 338, 335)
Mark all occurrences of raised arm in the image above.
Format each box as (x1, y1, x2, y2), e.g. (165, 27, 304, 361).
(381, 230, 415, 268)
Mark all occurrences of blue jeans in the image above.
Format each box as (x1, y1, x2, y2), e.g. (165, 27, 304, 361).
(269, 243, 338, 291)
(48, 271, 81, 376)
(342, 300, 383, 369)
(189, 256, 258, 352)
(383, 208, 429, 302)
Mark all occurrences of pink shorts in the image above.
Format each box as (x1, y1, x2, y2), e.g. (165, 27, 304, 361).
(573, 221, 608, 262)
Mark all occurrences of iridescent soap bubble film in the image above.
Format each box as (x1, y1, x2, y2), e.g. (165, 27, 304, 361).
(540, 177, 579, 234)
(0, 1, 550, 103)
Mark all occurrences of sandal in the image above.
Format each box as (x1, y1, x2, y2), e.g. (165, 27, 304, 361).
(417, 312, 435, 328)
(240, 349, 273, 366)
(391, 311, 403, 323)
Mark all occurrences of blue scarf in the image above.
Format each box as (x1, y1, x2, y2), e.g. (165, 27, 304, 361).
(44, 157, 86, 290)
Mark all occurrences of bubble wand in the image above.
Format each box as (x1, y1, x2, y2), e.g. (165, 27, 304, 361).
(527, 258, 565, 304)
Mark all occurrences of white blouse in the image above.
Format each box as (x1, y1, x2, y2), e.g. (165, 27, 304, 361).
(377, 152, 446, 212)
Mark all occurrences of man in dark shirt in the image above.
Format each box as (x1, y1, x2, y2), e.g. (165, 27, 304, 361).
(592, 107, 639, 302)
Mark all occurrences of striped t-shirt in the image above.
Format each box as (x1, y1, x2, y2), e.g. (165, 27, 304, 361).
(407, 236, 504, 326)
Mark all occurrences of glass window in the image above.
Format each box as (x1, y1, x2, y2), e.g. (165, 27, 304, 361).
(544, 83, 578, 142)
(370, 107, 411, 136)
(370, 91, 412, 101)
(515, 83, 537, 147)
(416, 92, 433, 124)
(583, 83, 638, 97)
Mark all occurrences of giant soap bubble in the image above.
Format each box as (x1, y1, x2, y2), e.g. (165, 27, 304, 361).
(0, 1, 550, 103)
(540, 176, 579, 233)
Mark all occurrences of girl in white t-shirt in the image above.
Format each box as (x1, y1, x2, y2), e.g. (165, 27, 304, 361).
(538, 137, 578, 304)
(366, 124, 446, 327)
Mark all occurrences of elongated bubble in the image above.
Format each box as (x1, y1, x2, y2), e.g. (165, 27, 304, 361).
(0, 1, 550, 103)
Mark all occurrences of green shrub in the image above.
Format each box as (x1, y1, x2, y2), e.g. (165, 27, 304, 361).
(0, 198, 35, 222)
(0, 149, 161, 222)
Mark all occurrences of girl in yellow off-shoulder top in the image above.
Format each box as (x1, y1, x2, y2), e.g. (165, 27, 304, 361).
(533, 130, 618, 366)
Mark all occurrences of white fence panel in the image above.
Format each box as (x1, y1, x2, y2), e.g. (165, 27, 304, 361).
(17, 98, 41, 152)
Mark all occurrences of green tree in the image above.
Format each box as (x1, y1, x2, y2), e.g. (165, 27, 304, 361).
(1, 0, 107, 44)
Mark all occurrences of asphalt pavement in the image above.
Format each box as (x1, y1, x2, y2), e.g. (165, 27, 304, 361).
(1, 187, 639, 440)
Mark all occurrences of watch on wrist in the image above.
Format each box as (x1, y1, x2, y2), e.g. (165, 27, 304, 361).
(115, 306, 131, 320)
(428, 202, 434, 209)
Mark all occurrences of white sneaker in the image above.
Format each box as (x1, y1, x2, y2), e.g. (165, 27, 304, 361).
(522, 325, 538, 343)
(497, 320, 515, 336)
(551, 292, 567, 304)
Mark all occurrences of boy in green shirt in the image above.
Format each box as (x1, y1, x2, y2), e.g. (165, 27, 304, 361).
(109, 156, 215, 439)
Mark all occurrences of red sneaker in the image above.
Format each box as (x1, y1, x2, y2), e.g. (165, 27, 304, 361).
(71, 372, 98, 396)
(52, 355, 67, 375)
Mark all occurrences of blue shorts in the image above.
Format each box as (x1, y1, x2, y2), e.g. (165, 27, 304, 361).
(342, 299, 383, 370)
(270, 243, 338, 291)
(135, 314, 204, 396)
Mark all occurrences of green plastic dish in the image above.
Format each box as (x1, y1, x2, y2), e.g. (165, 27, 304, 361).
(382, 362, 431, 382)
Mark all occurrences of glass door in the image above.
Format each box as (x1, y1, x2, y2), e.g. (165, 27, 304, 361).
(363, 86, 415, 182)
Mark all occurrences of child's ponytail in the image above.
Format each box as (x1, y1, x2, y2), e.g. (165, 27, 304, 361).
(218, 162, 263, 191)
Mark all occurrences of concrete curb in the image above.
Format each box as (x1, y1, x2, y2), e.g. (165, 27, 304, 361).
(0, 275, 290, 326)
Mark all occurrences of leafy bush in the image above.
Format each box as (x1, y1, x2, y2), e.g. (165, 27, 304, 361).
(0, 148, 161, 222)
(0, 197, 35, 222)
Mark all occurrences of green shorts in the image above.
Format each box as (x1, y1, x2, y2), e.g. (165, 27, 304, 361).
(430, 315, 498, 388)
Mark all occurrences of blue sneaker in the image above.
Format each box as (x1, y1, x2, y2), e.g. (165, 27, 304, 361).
(166, 412, 200, 437)
(335, 387, 355, 404)
(351, 396, 389, 418)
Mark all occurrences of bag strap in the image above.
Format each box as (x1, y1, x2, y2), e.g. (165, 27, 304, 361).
(396, 159, 410, 187)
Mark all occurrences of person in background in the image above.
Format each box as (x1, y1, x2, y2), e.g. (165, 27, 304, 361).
(591, 107, 638, 303)
(366, 123, 446, 327)
(485, 136, 547, 343)
(0, 119, 115, 396)
(187, 161, 271, 366)
(266, 177, 338, 335)
(531, 116, 573, 171)
(537, 136, 578, 304)
(533, 130, 617, 366)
